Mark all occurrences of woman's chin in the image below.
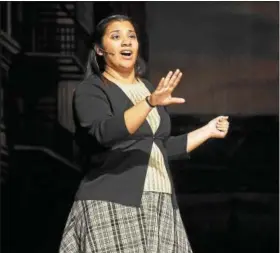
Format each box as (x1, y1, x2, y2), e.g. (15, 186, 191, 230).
(119, 64, 135, 72)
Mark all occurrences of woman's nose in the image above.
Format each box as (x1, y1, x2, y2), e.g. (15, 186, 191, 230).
(121, 38, 132, 46)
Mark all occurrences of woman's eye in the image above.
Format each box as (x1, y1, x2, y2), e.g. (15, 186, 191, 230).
(111, 34, 136, 40)
(111, 35, 120, 40)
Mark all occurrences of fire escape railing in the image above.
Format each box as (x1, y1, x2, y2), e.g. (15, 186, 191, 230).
(22, 2, 91, 78)
(0, 3, 90, 180)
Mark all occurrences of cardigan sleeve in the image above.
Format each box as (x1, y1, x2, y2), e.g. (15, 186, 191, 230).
(161, 105, 190, 160)
(74, 82, 130, 147)
(164, 134, 190, 160)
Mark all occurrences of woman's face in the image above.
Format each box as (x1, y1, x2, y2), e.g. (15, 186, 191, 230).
(100, 20, 139, 73)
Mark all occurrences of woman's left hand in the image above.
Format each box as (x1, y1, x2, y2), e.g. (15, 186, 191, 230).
(206, 116, 230, 138)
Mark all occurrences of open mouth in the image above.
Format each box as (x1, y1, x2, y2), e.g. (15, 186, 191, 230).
(120, 50, 132, 57)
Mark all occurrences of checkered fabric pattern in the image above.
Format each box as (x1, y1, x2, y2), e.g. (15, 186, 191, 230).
(59, 192, 193, 253)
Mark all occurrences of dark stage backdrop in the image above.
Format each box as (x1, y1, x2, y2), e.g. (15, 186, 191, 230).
(146, 2, 278, 115)
(1, 2, 278, 253)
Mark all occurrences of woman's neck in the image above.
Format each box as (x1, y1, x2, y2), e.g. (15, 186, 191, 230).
(103, 66, 137, 85)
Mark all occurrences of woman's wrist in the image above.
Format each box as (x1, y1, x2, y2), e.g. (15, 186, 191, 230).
(203, 123, 213, 139)
(146, 95, 156, 108)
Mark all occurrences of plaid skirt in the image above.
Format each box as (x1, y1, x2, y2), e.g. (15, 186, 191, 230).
(59, 192, 193, 253)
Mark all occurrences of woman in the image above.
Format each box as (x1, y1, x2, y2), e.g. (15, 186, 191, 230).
(59, 14, 229, 253)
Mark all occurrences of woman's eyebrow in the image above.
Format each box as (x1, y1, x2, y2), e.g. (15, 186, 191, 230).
(109, 29, 135, 34)
(109, 30, 120, 34)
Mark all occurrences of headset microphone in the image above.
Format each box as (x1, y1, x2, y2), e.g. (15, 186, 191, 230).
(100, 48, 115, 56)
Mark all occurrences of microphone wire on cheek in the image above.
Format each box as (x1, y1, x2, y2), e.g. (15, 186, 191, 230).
(100, 48, 115, 56)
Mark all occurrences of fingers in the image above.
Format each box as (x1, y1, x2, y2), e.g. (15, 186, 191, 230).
(217, 126, 228, 133)
(170, 97, 186, 104)
(156, 77, 165, 91)
(169, 70, 182, 90)
(172, 72, 183, 89)
(217, 116, 229, 121)
(154, 69, 184, 106)
(167, 69, 180, 87)
(169, 97, 186, 104)
(216, 120, 229, 126)
(163, 71, 173, 88)
(216, 119, 229, 132)
(157, 69, 183, 92)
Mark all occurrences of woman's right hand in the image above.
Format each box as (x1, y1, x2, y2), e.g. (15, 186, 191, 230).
(149, 69, 185, 106)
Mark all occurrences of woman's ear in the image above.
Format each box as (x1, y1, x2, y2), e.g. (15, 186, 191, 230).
(94, 44, 103, 56)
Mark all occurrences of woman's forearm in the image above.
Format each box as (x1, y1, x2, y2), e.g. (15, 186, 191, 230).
(124, 99, 152, 134)
(186, 125, 211, 153)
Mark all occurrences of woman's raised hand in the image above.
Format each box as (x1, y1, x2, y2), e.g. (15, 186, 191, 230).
(149, 69, 185, 106)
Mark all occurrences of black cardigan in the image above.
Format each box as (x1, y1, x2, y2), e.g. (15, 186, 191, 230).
(73, 74, 189, 208)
